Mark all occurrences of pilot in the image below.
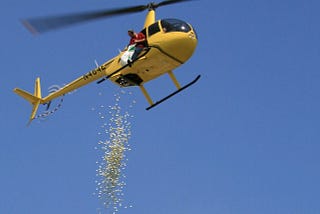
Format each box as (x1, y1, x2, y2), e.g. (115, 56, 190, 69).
(127, 29, 146, 66)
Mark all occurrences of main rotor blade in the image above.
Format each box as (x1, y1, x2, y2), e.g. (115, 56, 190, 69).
(157, 0, 193, 7)
(22, 0, 194, 34)
(22, 5, 147, 34)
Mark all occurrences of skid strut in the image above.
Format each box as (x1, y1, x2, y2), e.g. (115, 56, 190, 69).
(139, 72, 201, 110)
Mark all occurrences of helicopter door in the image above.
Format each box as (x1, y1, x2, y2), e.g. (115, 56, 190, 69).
(120, 28, 148, 66)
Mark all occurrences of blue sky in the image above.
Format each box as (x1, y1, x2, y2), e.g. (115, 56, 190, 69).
(1, 0, 320, 213)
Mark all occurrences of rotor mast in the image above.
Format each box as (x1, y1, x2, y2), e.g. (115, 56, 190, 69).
(143, 3, 157, 28)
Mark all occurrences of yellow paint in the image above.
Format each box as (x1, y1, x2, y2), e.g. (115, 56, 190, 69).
(14, 10, 198, 122)
(168, 71, 181, 89)
(143, 9, 155, 28)
(139, 85, 154, 105)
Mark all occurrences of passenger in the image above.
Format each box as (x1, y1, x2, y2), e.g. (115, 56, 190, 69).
(127, 29, 146, 66)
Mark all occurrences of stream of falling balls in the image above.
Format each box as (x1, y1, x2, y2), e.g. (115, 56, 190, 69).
(93, 90, 136, 213)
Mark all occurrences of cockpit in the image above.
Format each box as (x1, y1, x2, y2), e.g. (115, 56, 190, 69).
(160, 19, 192, 33)
(144, 18, 194, 38)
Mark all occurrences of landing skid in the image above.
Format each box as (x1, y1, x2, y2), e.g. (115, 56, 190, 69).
(141, 73, 201, 110)
(146, 75, 200, 110)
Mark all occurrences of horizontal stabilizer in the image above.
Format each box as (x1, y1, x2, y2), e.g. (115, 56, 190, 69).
(13, 78, 43, 124)
(14, 88, 40, 105)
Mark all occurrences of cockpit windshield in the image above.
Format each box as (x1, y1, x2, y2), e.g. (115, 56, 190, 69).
(160, 19, 192, 33)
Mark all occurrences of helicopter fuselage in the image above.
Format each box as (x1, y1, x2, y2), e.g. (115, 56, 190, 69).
(30, 18, 198, 105)
(14, 5, 200, 122)
(108, 18, 198, 86)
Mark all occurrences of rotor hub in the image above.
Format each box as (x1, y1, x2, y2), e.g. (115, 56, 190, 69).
(147, 2, 158, 11)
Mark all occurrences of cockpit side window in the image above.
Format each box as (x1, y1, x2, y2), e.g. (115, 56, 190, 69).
(160, 19, 191, 33)
(161, 20, 172, 32)
(148, 22, 160, 37)
(140, 28, 146, 36)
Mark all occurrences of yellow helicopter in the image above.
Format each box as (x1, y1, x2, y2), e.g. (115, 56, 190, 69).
(14, 0, 200, 123)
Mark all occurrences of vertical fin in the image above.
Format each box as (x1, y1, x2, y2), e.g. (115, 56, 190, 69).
(13, 78, 43, 124)
(34, 77, 41, 98)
